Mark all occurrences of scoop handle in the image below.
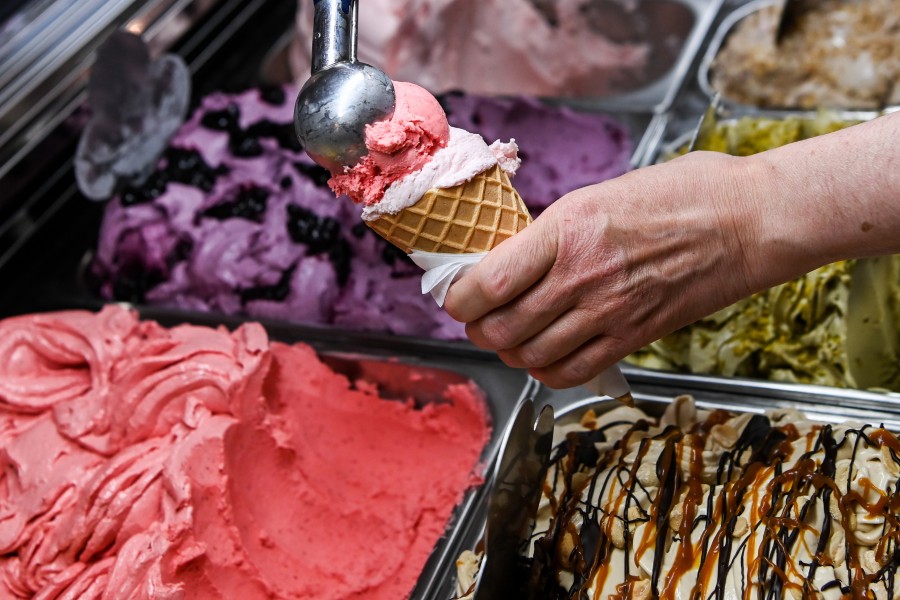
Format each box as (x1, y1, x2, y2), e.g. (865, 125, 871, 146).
(311, 0, 359, 73)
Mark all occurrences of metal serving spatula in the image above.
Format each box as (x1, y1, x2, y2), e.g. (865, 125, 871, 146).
(473, 398, 554, 600)
(846, 256, 900, 391)
(687, 92, 720, 153)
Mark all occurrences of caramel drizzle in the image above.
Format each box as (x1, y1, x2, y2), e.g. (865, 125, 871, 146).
(529, 414, 900, 599)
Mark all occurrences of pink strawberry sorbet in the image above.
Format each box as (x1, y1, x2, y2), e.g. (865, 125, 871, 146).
(0, 306, 491, 599)
(328, 81, 450, 205)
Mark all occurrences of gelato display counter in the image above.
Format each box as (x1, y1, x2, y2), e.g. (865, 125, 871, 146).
(1, 0, 900, 597)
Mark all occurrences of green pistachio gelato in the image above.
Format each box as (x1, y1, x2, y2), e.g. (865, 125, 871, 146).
(628, 261, 857, 387)
(846, 256, 900, 391)
(666, 112, 860, 158)
(631, 113, 899, 390)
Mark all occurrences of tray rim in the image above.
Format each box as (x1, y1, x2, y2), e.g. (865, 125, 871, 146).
(641, 107, 889, 167)
(552, 0, 726, 115)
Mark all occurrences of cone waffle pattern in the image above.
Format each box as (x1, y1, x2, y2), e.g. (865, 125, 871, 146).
(367, 164, 532, 254)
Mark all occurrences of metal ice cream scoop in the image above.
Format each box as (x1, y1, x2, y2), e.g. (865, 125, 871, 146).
(294, 0, 395, 173)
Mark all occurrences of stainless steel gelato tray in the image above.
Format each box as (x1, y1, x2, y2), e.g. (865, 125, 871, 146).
(138, 306, 536, 600)
(440, 372, 900, 598)
(631, 109, 900, 396)
(697, 0, 781, 114)
(697, 0, 900, 114)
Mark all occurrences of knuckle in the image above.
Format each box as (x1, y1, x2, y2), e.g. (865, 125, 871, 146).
(478, 316, 517, 350)
(532, 369, 568, 390)
(476, 268, 513, 304)
(496, 349, 524, 369)
(558, 355, 598, 388)
(517, 344, 551, 369)
(464, 321, 488, 348)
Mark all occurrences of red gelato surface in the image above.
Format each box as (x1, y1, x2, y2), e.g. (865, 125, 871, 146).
(328, 81, 450, 205)
(0, 306, 490, 599)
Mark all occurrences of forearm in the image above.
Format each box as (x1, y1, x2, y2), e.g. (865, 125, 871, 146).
(744, 110, 900, 288)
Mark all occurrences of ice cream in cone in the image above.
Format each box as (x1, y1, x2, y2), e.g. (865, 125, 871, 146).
(325, 81, 531, 255)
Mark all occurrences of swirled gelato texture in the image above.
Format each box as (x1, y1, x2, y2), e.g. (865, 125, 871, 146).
(0, 306, 491, 599)
(458, 396, 900, 598)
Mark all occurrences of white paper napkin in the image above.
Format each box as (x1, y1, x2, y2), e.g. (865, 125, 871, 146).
(408, 250, 487, 306)
(582, 363, 632, 400)
(408, 250, 632, 399)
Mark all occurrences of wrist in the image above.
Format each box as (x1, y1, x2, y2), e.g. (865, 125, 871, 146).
(735, 153, 830, 291)
(704, 153, 775, 299)
(746, 114, 900, 271)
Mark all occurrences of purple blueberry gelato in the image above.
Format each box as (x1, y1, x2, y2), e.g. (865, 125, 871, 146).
(442, 94, 633, 211)
(92, 86, 633, 339)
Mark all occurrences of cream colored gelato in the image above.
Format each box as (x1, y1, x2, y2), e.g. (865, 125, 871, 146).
(457, 396, 900, 598)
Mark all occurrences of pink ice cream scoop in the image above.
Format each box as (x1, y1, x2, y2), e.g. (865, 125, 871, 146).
(328, 81, 450, 205)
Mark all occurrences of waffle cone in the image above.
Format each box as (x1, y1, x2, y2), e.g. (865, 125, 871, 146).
(367, 164, 532, 254)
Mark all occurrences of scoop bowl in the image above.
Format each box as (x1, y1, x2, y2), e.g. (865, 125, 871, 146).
(294, 61, 395, 173)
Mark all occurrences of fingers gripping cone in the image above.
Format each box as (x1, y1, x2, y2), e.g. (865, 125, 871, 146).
(369, 161, 631, 402)
(367, 164, 532, 253)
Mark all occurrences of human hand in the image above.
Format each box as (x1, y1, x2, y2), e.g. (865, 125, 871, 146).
(444, 152, 770, 388)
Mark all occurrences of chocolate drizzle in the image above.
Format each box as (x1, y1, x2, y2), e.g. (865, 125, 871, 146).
(528, 406, 900, 598)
